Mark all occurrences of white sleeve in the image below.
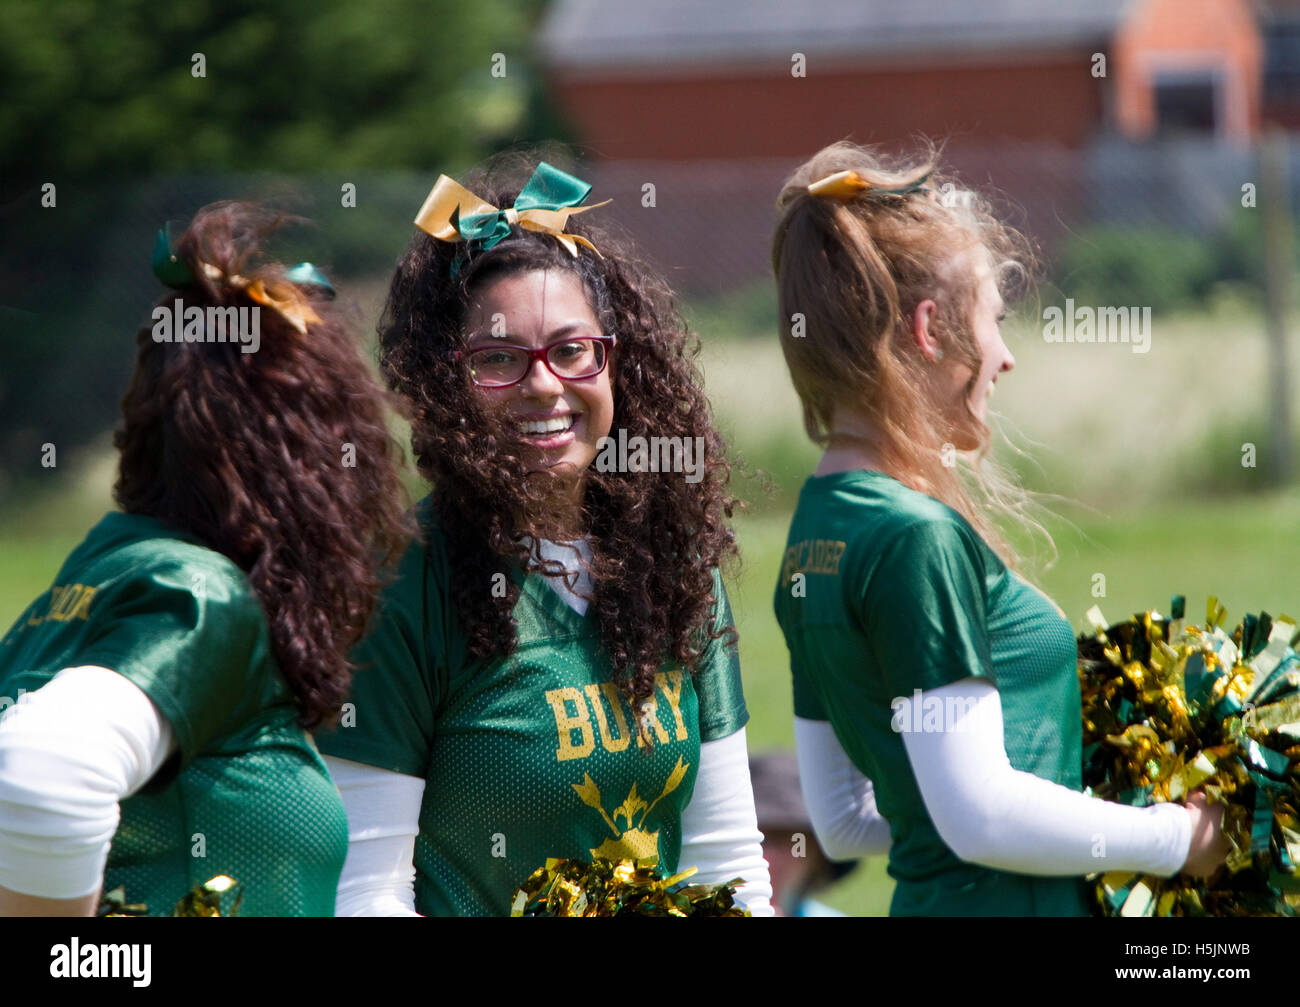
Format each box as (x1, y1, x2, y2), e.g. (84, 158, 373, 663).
(677, 727, 774, 917)
(900, 678, 1191, 877)
(794, 716, 892, 860)
(0, 665, 175, 899)
(324, 755, 424, 917)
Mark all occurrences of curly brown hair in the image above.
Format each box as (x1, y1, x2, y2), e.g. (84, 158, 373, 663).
(379, 155, 739, 726)
(114, 201, 412, 727)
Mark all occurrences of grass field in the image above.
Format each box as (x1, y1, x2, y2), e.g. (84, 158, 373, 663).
(2, 299, 1297, 915)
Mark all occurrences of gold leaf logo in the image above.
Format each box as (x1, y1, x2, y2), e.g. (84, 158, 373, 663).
(573, 757, 691, 863)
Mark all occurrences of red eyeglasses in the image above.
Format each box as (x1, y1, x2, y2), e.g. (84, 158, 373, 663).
(459, 335, 615, 389)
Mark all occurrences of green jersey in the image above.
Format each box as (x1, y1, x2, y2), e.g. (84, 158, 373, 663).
(773, 471, 1089, 916)
(0, 513, 347, 916)
(317, 504, 749, 916)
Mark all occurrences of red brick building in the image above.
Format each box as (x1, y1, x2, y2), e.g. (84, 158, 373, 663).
(534, 0, 1280, 291)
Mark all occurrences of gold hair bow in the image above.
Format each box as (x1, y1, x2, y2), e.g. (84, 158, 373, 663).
(199, 262, 322, 335)
(807, 169, 933, 202)
(152, 225, 328, 336)
(414, 162, 609, 259)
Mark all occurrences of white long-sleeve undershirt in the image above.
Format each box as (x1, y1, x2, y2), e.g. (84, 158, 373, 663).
(796, 678, 1191, 878)
(328, 755, 423, 917)
(0, 666, 175, 900)
(793, 717, 892, 861)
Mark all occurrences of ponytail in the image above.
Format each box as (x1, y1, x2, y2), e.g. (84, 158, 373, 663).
(115, 201, 413, 726)
(772, 141, 1049, 569)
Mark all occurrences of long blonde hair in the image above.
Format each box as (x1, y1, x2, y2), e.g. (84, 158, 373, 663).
(772, 140, 1049, 568)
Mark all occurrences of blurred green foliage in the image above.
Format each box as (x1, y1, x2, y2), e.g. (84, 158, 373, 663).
(1050, 214, 1287, 314)
(0, 0, 565, 493)
(0, 0, 558, 179)
(681, 280, 778, 343)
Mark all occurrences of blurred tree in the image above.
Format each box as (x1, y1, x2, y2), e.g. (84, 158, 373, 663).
(0, 0, 567, 495)
(0, 0, 560, 181)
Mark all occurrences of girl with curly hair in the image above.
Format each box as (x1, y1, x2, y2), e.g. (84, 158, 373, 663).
(0, 202, 411, 916)
(318, 156, 773, 916)
(771, 141, 1227, 916)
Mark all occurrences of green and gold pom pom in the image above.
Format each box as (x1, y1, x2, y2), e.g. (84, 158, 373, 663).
(509, 857, 750, 917)
(98, 875, 242, 917)
(1078, 596, 1300, 916)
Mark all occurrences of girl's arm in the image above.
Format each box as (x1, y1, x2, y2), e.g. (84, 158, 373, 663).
(677, 727, 774, 916)
(0, 666, 174, 915)
(900, 677, 1199, 876)
(793, 716, 892, 860)
(323, 755, 424, 916)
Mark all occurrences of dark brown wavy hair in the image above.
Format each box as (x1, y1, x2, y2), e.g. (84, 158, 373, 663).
(114, 201, 412, 727)
(380, 154, 739, 727)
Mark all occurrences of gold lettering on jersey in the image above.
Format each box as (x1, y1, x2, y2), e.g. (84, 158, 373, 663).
(44, 585, 69, 622)
(583, 683, 631, 753)
(26, 584, 97, 627)
(780, 539, 846, 587)
(656, 669, 688, 741)
(544, 687, 595, 761)
(548, 671, 691, 762)
(66, 587, 97, 621)
(56, 585, 85, 620)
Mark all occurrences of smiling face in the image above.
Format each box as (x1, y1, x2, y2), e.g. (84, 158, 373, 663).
(938, 249, 1014, 448)
(464, 268, 615, 494)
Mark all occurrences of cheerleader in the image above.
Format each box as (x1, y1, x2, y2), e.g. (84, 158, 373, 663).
(0, 203, 410, 915)
(770, 142, 1227, 916)
(317, 156, 773, 916)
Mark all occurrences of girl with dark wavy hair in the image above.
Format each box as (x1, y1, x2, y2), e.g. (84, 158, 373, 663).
(0, 202, 411, 916)
(771, 141, 1226, 916)
(318, 156, 773, 916)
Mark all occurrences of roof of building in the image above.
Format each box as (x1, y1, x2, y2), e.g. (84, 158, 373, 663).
(539, 0, 1134, 70)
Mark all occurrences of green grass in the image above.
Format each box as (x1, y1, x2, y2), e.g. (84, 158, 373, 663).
(0, 443, 120, 624)
(0, 535, 90, 623)
(727, 508, 894, 914)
